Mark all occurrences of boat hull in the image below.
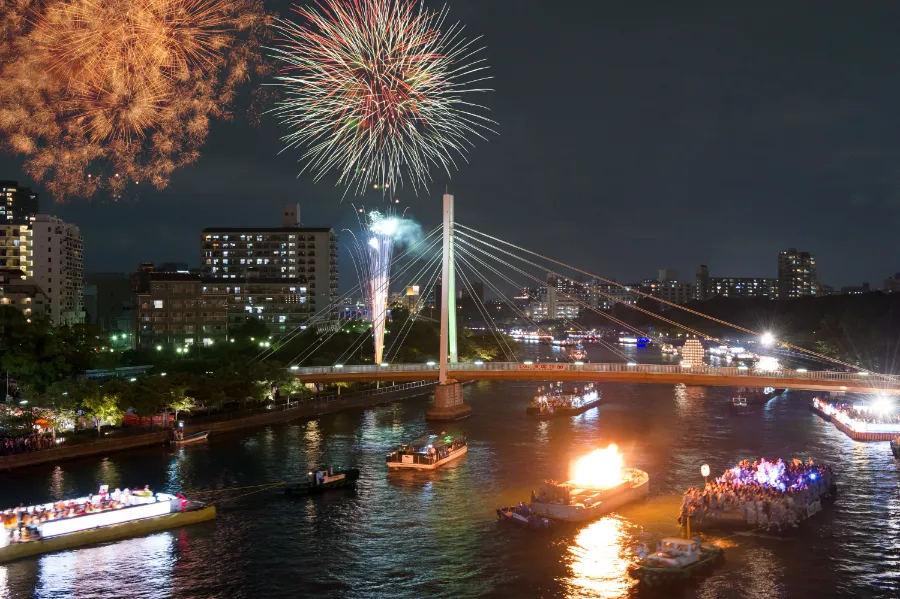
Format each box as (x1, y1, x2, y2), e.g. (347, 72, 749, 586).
(0, 505, 216, 564)
(172, 431, 210, 445)
(687, 485, 837, 533)
(386, 445, 468, 470)
(530, 469, 650, 522)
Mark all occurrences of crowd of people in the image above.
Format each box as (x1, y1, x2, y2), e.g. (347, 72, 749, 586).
(0, 433, 54, 456)
(1, 485, 183, 544)
(679, 458, 835, 532)
(529, 383, 596, 414)
(814, 397, 900, 425)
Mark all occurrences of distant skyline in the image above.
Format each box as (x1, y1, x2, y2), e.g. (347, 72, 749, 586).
(3, 0, 899, 289)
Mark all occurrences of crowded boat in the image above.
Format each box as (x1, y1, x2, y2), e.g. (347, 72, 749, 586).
(526, 382, 600, 418)
(385, 433, 468, 470)
(678, 458, 836, 533)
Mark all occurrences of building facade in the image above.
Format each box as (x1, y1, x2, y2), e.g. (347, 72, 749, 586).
(135, 273, 228, 349)
(200, 207, 338, 330)
(0, 223, 32, 274)
(777, 249, 817, 299)
(31, 215, 85, 325)
(885, 273, 900, 294)
(0, 268, 47, 321)
(695, 265, 776, 300)
(85, 272, 136, 333)
(0, 181, 39, 225)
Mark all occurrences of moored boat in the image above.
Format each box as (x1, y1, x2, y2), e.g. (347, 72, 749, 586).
(0, 485, 214, 564)
(386, 433, 467, 470)
(284, 467, 360, 496)
(496, 503, 552, 530)
(172, 430, 210, 445)
(526, 383, 601, 418)
(628, 537, 724, 588)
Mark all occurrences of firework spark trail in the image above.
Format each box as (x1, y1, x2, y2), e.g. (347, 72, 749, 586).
(0, 0, 271, 200)
(269, 0, 494, 195)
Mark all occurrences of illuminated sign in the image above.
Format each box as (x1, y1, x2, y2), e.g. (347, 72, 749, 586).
(40, 500, 172, 539)
(517, 363, 567, 371)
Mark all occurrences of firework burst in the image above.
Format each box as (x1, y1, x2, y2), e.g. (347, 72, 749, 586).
(0, 0, 271, 200)
(269, 0, 494, 195)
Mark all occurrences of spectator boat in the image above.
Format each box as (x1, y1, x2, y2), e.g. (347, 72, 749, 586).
(386, 433, 467, 470)
(0, 484, 215, 564)
(526, 383, 601, 419)
(496, 503, 552, 530)
(628, 537, 724, 588)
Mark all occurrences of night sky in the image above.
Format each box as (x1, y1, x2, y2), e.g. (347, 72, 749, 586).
(2, 0, 900, 289)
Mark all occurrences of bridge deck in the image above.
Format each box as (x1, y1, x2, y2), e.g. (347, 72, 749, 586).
(290, 363, 900, 395)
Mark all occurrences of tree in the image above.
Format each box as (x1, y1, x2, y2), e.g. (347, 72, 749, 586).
(81, 386, 123, 433)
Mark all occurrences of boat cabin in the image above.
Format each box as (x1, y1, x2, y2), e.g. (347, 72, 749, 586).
(646, 538, 701, 568)
(308, 467, 345, 487)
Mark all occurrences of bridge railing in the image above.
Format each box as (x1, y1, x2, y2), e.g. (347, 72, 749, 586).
(289, 362, 900, 386)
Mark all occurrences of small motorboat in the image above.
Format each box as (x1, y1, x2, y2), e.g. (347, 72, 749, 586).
(496, 503, 552, 530)
(283, 467, 360, 496)
(730, 396, 752, 415)
(891, 438, 900, 459)
(628, 537, 724, 589)
(172, 430, 210, 445)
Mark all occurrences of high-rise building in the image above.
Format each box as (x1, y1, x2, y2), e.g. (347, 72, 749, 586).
(200, 207, 338, 330)
(31, 215, 85, 325)
(695, 265, 776, 300)
(0, 181, 39, 225)
(85, 272, 136, 333)
(884, 273, 900, 294)
(777, 249, 817, 299)
(135, 272, 227, 349)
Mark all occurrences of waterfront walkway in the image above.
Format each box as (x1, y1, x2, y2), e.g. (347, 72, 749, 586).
(0, 381, 436, 471)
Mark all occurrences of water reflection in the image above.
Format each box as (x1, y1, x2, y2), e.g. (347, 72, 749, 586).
(565, 517, 634, 599)
(34, 533, 174, 599)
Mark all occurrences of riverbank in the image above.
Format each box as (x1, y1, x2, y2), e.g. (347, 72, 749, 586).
(0, 381, 437, 471)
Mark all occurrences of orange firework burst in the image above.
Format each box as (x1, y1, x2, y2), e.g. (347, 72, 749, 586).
(0, 0, 270, 199)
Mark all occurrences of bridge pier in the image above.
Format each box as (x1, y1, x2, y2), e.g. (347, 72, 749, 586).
(425, 380, 471, 421)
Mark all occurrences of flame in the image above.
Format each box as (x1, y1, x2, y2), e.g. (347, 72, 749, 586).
(571, 444, 624, 490)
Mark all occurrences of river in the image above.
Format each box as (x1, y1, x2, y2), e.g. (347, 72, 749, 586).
(0, 345, 897, 598)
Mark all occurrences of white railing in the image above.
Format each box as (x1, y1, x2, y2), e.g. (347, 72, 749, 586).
(289, 362, 900, 386)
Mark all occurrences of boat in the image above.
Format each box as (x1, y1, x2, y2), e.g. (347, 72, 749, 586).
(569, 343, 587, 361)
(730, 396, 752, 415)
(283, 467, 360, 496)
(628, 537, 724, 588)
(740, 387, 782, 405)
(386, 433, 467, 470)
(891, 438, 900, 459)
(660, 343, 678, 355)
(172, 430, 210, 445)
(0, 485, 215, 564)
(496, 503, 552, 530)
(526, 383, 601, 418)
(530, 445, 649, 522)
(683, 459, 837, 533)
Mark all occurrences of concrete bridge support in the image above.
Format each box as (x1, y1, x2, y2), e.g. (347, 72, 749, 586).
(429, 192, 471, 420)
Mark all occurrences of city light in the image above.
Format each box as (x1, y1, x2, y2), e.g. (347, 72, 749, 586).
(757, 356, 780, 371)
(129, 377, 137, 382)
(290, 365, 299, 370)
(474, 360, 484, 365)
(156, 345, 162, 351)
(426, 361, 436, 367)
(761, 332, 775, 346)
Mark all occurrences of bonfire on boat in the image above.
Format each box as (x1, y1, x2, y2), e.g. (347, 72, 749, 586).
(679, 457, 836, 533)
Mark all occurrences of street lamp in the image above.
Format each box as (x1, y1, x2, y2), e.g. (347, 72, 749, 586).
(156, 345, 163, 351)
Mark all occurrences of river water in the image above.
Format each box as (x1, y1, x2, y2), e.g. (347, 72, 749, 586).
(1, 346, 898, 598)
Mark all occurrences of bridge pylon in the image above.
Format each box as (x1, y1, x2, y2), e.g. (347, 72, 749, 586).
(426, 192, 472, 421)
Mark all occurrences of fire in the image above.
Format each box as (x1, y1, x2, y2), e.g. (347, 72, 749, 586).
(571, 444, 625, 490)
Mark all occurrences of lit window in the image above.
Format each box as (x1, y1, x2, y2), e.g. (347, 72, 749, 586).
(154, 300, 164, 309)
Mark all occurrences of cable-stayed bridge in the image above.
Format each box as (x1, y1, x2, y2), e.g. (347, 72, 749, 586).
(253, 194, 900, 416)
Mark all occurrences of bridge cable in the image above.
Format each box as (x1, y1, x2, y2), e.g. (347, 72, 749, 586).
(454, 244, 633, 363)
(455, 257, 518, 362)
(456, 223, 887, 376)
(385, 254, 445, 364)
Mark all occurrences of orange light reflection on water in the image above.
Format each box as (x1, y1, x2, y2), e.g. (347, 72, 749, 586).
(565, 517, 635, 599)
